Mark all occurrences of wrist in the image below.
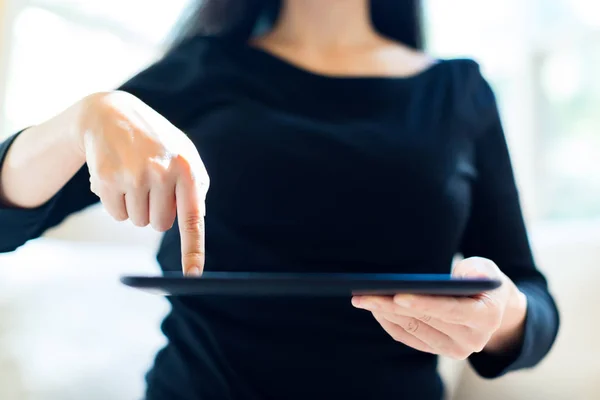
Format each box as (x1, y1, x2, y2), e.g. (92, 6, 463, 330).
(485, 284, 528, 354)
(65, 92, 105, 156)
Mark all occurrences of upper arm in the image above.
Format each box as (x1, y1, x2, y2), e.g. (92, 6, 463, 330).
(458, 76, 544, 286)
(458, 66, 560, 377)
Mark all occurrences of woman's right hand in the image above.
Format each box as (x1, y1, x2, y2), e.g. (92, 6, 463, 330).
(75, 91, 209, 276)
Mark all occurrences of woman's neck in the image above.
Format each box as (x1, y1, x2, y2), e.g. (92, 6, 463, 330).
(267, 0, 380, 50)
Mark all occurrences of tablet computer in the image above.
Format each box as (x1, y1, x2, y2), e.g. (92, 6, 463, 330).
(120, 271, 501, 297)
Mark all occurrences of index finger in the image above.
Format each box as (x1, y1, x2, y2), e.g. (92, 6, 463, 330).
(393, 294, 491, 328)
(355, 294, 488, 328)
(176, 173, 206, 276)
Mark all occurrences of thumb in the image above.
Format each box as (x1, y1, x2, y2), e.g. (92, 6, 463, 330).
(176, 172, 206, 277)
(452, 257, 501, 279)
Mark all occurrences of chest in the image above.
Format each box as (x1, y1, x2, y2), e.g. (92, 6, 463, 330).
(164, 99, 478, 271)
(192, 99, 475, 210)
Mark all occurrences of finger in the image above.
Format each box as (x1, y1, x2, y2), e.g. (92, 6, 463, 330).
(356, 297, 487, 355)
(397, 294, 492, 328)
(388, 311, 488, 354)
(176, 173, 205, 276)
(423, 317, 491, 354)
(125, 189, 150, 227)
(352, 295, 394, 311)
(354, 294, 487, 329)
(372, 312, 435, 355)
(353, 295, 486, 347)
(149, 184, 176, 232)
(377, 312, 469, 359)
(98, 189, 128, 222)
(418, 316, 482, 346)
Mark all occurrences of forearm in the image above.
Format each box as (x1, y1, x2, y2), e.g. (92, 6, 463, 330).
(0, 100, 86, 209)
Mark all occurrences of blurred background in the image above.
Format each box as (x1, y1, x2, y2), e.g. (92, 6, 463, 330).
(0, 0, 599, 399)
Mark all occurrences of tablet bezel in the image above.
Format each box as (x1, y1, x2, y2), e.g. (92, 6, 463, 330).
(120, 271, 502, 297)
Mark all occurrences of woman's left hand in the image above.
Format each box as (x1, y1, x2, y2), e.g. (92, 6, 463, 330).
(352, 257, 528, 360)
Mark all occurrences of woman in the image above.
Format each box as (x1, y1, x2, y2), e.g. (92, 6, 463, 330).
(0, 1, 559, 399)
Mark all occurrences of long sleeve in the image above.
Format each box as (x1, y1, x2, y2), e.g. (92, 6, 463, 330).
(459, 77, 560, 378)
(0, 36, 209, 253)
(0, 133, 98, 253)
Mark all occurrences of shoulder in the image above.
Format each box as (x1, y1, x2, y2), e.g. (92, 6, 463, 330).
(431, 57, 501, 135)
(433, 57, 495, 102)
(115, 36, 234, 125)
(119, 35, 232, 92)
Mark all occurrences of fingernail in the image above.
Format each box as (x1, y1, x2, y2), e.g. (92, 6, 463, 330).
(186, 267, 201, 277)
(351, 297, 362, 308)
(394, 295, 413, 307)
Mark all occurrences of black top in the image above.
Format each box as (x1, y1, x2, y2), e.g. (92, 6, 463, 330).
(0, 36, 559, 400)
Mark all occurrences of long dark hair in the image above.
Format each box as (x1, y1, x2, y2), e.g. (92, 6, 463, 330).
(168, 0, 423, 50)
